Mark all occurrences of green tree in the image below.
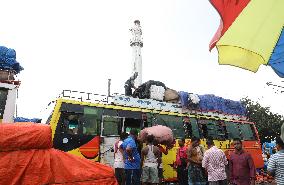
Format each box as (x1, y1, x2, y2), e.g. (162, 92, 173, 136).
(241, 97, 284, 143)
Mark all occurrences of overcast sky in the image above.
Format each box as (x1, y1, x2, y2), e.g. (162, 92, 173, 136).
(1, 0, 283, 118)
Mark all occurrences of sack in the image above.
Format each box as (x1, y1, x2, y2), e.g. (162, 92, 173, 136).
(150, 85, 165, 101)
(0, 70, 14, 81)
(164, 88, 179, 101)
(139, 125, 173, 146)
(133, 80, 167, 99)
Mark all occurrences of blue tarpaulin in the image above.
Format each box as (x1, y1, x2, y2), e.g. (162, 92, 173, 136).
(179, 91, 189, 107)
(0, 46, 23, 74)
(198, 94, 246, 116)
(179, 91, 246, 116)
(14, 117, 42, 123)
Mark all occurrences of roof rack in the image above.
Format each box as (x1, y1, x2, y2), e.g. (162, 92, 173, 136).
(58, 90, 248, 121)
(59, 90, 116, 104)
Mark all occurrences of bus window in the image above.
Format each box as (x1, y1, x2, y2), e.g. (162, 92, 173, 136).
(185, 118, 200, 138)
(58, 112, 82, 135)
(124, 118, 142, 133)
(239, 123, 256, 140)
(157, 114, 185, 139)
(103, 109, 118, 117)
(199, 120, 208, 138)
(184, 117, 192, 138)
(191, 118, 200, 138)
(81, 107, 102, 135)
(199, 119, 224, 139)
(102, 116, 122, 136)
(118, 110, 143, 132)
(225, 121, 241, 139)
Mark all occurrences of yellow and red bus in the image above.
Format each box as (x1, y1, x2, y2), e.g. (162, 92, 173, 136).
(46, 90, 264, 182)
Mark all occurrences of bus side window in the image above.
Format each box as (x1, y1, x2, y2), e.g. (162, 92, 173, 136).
(185, 117, 200, 139)
(199, 119, 225, 140)
(216, 120, 227, 140)
(198, 120, 208, 138)
(158, 114, 185, 139)
(225, 121, 241, 139)
(205, 120, 217, 139)
(184, 120, 192, 138)
(102, 116, 121, 136)
(239, 123, 256, 140)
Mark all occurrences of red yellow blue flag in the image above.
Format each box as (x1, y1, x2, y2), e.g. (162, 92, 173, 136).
(210, 0, 284, 78)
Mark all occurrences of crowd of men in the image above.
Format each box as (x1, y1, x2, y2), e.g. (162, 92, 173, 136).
(113, 128, 284, 185)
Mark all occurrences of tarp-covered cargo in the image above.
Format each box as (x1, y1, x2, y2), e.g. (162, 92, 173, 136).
(0, 123, 118, 185)
(0, 46, 23, 74)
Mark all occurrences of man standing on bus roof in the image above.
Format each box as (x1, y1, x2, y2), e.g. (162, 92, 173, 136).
(229, 138, 256, 185)
(120, 128, 141, 185)
(267, 136, 284, 185)
(202, 136, 228, 185)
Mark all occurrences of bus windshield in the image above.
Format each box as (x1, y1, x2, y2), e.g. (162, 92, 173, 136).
(58, 103, 101, 136)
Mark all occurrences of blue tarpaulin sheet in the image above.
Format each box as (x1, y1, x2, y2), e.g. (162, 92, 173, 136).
(14, 117, 42, 123)
(179, 91, 189, 107)
(0, 46, 23, 74)
(179, 91, 246, 116)
(198, 94, 246, 116)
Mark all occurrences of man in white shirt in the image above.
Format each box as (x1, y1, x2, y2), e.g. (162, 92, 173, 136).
(114, 132, 128, 185)
(202, 137, 228, 185)
(141, 135, 161, 185)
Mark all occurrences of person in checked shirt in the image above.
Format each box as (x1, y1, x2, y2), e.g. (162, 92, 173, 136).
(202, 137, 228, 185)
(267, 136, 284, 185)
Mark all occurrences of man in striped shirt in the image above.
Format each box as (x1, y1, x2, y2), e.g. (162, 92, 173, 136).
(267, 136, 284, 185)
(202, 137, 228, 185)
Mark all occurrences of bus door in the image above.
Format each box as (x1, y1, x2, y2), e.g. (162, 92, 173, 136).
(100, 113, 124, 167)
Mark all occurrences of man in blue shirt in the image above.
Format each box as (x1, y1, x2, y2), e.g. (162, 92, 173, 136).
(120, 128, 141, 185)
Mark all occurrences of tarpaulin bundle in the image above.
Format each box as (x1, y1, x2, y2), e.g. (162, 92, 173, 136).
(198, 94, 246, 116)
(179, 91, 189, 107)
(133, 80, 166, 99)
(14, 117, 42, 123)
(0, 123, 52, 151)
(0, 123, 118, 185)
(0, 46, 23, 74)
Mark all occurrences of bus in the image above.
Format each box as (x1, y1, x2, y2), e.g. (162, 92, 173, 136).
(47, 90, 264, 182)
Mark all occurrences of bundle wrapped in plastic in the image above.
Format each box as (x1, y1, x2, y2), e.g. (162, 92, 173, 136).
(150, 85, 165, 101)
(139, 125, 174, 146)
(189, 93, 200, 104)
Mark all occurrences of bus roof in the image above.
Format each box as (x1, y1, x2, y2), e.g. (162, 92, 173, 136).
(56, 90, 250, 122)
